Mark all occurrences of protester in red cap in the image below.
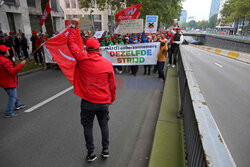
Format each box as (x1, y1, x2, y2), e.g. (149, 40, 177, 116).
(156, 34, 161, 42)
(67, 18, 116, 162)
(166, 30, 173, 67)
(171, 26, 184, 68)
(0, 45, 26, 118)
(152, 34, 157, 42)
(30, 32, 43, 65)
(0, 32, 15, 63)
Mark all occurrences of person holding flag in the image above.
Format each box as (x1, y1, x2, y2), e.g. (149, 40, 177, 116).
(0, 45, 26, 118)
(67, 18, 116, 162)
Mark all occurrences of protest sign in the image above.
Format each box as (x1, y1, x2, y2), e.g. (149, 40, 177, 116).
(94, 31, 105, 39)
(119, 19, 143, 34)
(145, 15, 158, 33)
(100, 42, 160, 66)
(44, 45, 56, 63)
(78, 17, 94, 31)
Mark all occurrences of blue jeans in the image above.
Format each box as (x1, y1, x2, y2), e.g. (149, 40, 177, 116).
(80, 99, 110, 154)
(4, 88, 22, 114)
(157, 61, 165, 80)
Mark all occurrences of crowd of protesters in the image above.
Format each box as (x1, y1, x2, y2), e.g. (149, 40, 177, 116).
(0, 30, 29, 63)
(0, 30, 59, 66)
(0, 26, 183, 119)
(80, 27, 183, 79)
(0, 26, 183, 73)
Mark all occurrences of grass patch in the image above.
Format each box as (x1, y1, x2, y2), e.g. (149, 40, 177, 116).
(18, 59, 43, 73)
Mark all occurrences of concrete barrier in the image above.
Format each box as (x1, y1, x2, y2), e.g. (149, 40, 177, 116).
(179, 46, 237, 166)
(189, 44, 250, 64)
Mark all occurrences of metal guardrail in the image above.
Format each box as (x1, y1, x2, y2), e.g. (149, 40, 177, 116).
(177, 46, 236, 167)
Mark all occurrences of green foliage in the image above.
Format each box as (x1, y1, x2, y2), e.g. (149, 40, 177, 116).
(208, 14, 217, 28)
(180, 19, 211, 30)
(78, 0, 183, 27)
(188, 20, 198, 29)
(180, 22, 188, 29)
(220, 0, 250, 24)
(198, 20, 209, 30)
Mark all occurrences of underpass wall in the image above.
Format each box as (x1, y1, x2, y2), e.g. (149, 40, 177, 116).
(184, 34, 250, 53)
(204, 35, 250, 53)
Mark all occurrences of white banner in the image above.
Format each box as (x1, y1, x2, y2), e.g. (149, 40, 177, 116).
(100, 42, 160, 66)
(114, 25, 120, 34)
(94, 31, 104, 39)
(44, 45, 56, 63)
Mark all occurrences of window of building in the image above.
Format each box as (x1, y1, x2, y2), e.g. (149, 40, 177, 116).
(51, 0, 57, 11)
(91, 1, 95, 8)
(29, 15, 41, 32)
(94, 15, 101, 22)
(4, 0, 16, 5)
(65, 0, 70, 8)
(27, 0, 36, 8)
(71, 0, 76, 8)
(108, 15, 112, 25)
(66, 15, 73, 20)
(94, 22, 102, 31)
(6, 13, 16, 32)
(76, 1, 81, 9)
(72, 15, 82, 18)
(53, 17, 58, 32)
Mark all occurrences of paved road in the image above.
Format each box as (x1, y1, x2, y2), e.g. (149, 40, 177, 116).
(181, 45, 250, 167)
(0, 68, 164, 167)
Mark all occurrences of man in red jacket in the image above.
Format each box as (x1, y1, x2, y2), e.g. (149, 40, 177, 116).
(0, 45, 26, 118)
(68, 18, 116, 162)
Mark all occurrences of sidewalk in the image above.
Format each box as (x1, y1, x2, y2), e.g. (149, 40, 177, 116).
(148, 68, 184, 167)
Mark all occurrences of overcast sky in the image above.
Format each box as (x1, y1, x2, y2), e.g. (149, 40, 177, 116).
(182, 0, 212, 21)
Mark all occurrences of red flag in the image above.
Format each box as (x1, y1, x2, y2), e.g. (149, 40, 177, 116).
(65, 20, 71, 28)
(44, 26, 83, 85)
(116, 4, 141, 23)
(40, 0, 52, 27)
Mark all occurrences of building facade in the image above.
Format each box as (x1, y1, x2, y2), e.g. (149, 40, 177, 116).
(179, 10, 187, 24)
(217, 0, 229, 19)
(60, 0, 114, 32)
(0, 0, 64, 37)
(209, 0, 221, 20)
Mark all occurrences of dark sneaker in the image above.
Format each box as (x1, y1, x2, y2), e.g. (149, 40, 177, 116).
(15, 104, 26, 110)
(101, 149, 109, 158)
(86, 153, 97, 162)
(4, 112, 18, 118)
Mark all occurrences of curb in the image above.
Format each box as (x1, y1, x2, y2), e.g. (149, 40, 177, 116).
(189, 44, 250, 64)
(18, 67, 44, 76)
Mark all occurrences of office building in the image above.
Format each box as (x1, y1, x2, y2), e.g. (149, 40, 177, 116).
(179, 10, 187, 24)
(0, 0, 64, 37)
(209, 0, 221, 19)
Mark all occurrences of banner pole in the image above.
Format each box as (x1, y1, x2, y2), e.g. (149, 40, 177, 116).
(29, 42, 46, 57)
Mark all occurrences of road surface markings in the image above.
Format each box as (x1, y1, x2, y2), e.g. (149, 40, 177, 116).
(24, 86, 73, 113)
(214, 63, 223, 68)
